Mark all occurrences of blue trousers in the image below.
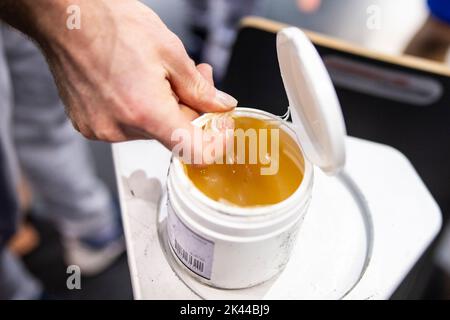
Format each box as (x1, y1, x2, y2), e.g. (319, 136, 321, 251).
(0, 26, 114, 299)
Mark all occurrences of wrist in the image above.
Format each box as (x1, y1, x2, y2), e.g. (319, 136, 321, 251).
(32, 0, 91, 50)
(0, 0, 72, 40)
(17, 0, 121, 52)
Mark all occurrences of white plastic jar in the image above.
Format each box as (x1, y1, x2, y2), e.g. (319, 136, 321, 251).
(166, 108, 314, 289)
(165, 26, 347, 290)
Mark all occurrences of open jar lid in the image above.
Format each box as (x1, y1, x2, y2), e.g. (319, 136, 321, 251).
(277, 27, 347, 175)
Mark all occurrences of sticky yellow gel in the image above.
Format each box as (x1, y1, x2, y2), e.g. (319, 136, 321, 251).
(184, 116, 304, 207)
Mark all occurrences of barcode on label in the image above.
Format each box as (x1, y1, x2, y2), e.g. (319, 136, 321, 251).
(174, 239, 205, 274)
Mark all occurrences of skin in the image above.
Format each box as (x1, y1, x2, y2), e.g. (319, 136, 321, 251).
(0, 0, 321, 156)
(0, 0, 237, 159)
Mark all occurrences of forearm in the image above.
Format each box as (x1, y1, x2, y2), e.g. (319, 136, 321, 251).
(0, 0, 65, 40)
(0, 0, 113, 51)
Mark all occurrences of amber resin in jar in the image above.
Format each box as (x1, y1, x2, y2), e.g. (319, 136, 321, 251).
(184, 116, 305, 207)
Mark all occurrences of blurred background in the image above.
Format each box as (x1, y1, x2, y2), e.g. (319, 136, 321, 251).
(5, 0, 449, 299)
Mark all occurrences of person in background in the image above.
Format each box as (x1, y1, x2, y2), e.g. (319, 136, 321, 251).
(0, 25, 126, 300)
(405, 0, 450, 62)
(404, 0, 450, 299)
(185, 0, 322, 80)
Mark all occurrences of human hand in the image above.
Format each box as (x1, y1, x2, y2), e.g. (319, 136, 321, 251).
(28, 0, 237, 152)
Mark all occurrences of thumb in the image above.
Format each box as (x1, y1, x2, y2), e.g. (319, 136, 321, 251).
(168, 58, 238, 113)
(196, 63, 215, 86)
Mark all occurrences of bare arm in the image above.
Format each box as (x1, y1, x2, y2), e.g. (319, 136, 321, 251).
(0, 0, 237, 152)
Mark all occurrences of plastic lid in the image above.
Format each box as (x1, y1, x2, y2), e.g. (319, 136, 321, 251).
(277, 27, 347, 175)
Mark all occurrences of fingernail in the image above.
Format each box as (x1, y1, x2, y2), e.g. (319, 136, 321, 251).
(215, 89, 238, 108)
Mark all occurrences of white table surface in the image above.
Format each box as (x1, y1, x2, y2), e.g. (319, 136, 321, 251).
(112, 137, 441, 300)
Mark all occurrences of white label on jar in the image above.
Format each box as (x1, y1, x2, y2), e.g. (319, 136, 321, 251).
(167, 203, 214, 280)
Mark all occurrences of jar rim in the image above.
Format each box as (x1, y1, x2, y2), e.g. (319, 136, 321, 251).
(171, 107, 314, 217)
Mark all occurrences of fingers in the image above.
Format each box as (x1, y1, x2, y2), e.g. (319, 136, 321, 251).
(70, 112, 147, 142)
(163, 38, 237, 113)
(176, 66, 237, 113)
(178, 104, 201, 122)
(168, 64, 231, 164)
(138, 94, 229, 166)
(156, 61, 233, 163)
(71, 62, 228, 145)
(165, 64, 212, 129)
(196, 63, 215, 85)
